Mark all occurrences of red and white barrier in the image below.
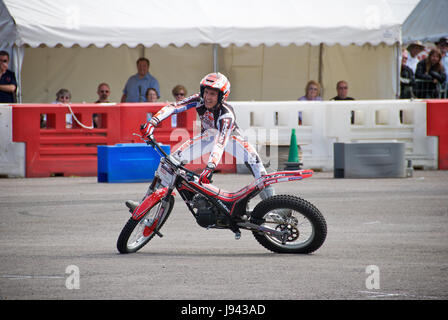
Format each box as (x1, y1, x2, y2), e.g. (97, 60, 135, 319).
(2, 99, 447, 178)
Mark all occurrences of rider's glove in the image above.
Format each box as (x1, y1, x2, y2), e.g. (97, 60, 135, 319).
(140, 119, 156, 139)
(199, 163, 215, 184)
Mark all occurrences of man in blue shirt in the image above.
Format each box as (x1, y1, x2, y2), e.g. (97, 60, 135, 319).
(0, 51, 17, 103)
(121, 57, 160, 102)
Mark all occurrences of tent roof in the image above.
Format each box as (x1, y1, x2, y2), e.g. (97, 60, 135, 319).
(2, 0, 419, 48)
(402, 0, 448, 44)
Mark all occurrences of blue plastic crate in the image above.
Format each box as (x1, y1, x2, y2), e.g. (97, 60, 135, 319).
(97, 143, 170, 183)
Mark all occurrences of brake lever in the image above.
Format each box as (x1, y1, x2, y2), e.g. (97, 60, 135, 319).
(132, 133, 154, 146)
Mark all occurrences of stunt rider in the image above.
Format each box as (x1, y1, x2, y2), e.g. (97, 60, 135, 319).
(126, 73, 275, 211)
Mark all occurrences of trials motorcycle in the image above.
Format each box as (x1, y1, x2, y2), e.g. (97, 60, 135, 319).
(117, 134, 327, 254)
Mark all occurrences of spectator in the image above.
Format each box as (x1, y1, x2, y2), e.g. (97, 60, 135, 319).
(0, 51, 17, 103)
(415, 48, 446, 98)
(330, 80, 354, 100)
(298, 80, 322, 101)
(54, 88, 71, 104)
(405, 41, 425, 73)
(53, 88, 73, 128)
(121, 57, 160, 102)
(172, 84, 187, 102)
(400, 49, 415, 99)
(169, 85, 188, 127)
(435, 37, 448, 77)
(95, 83, 111, 103)
(145, 88, 159, 102)
(93, 83, 111, 128)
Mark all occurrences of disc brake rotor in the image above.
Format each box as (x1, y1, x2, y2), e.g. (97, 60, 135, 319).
(275, 224, 299, 242)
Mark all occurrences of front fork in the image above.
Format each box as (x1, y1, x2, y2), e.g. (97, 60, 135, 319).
(147, 185, 175, 238)
(144, 176, 160, 199)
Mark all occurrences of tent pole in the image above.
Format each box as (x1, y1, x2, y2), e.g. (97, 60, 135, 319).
(12, 44, 23, 103)
(318, 43, 324, 96)
(395, 42, 401, 99)
(213, 44, 218, 73)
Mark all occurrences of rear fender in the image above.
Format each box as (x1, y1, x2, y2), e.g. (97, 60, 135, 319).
(261, 169, 313, 188)
(131, 187, 174, 220)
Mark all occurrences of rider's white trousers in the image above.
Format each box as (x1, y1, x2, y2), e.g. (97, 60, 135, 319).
(172, 131, 275, 199)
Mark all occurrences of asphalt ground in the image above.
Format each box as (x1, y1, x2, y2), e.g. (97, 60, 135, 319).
(0, 170, 447, 301)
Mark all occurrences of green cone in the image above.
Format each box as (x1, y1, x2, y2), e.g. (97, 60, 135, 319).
(287, 129, 299, 163)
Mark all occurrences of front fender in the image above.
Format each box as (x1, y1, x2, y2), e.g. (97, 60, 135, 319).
(131, 187, 173, 220)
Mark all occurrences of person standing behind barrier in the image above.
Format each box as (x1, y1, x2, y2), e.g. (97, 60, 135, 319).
(330, 80, 355, 124)
(435, 37, 448, 80)
(400, 49, 415, 99)
(93, 83, 111, 128)
(330, 80, 354, 101)
(0, 51, 17, 103)
(95, 83, 111, 103)
(146, 88, 159, 102)
(53, 88, 73, 128)
(405, 41, 425, 74)
(121, 57, 160, 102)
(298, 80, 322, 101)
(415, 49, 446, 98)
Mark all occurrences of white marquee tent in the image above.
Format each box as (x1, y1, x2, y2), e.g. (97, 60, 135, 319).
(402, 0, 448, 44)
(1, 0, 420, 103)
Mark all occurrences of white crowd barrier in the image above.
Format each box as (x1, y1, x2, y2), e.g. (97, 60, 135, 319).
(232, 100, 437, 171)
(0, 100, 438, 178)
(0, 105, 25, 177)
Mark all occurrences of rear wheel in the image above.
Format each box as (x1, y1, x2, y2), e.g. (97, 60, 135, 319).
(117, 195, 174, 254)
(250, 195, 327, 254)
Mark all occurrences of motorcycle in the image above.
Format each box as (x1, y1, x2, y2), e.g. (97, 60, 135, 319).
(117, 134, 327, 254)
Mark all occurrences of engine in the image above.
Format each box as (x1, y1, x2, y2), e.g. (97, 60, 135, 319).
(192, 194, 228, 228)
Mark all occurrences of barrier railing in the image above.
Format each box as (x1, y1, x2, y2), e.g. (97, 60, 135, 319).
(232, 100, 438, 170)
(412, 79, 447, 99)
(0, 105, 25, 177)
(13, 104, 122, 177)
(6, 100, 446, 178)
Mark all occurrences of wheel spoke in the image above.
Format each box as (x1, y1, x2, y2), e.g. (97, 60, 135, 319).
(126, 203, 161, 250)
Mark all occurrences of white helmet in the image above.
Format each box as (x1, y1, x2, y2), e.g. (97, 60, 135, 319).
(199, 72, 230, 104)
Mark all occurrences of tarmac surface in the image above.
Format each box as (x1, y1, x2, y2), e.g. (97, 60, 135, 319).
(0, 170, 447, 300)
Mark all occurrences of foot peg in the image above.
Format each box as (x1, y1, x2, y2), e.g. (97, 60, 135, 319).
(155, 230, 164, 238)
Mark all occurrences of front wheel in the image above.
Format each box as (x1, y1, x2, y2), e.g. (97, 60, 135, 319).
(117, 195, 174, 254)
(250, 195, 327, 254)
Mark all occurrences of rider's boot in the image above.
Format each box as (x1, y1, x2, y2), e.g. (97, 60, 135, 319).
(125, 178, 159, 212)
(125, 200, 139, 212)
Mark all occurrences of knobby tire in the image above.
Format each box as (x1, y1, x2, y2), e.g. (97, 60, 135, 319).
(250, 194, 327, 254)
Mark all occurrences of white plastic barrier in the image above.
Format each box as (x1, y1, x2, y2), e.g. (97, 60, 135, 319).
(0, 101, 438, 177)
(0, 105, 25, 177)
(232, 100, 437, 171)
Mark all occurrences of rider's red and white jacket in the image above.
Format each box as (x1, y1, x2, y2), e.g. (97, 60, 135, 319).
(150, 93, 240, 168)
